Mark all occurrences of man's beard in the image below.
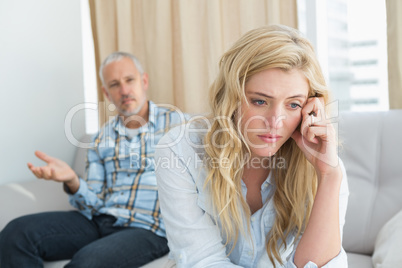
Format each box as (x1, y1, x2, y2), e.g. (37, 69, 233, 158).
(119, 97, 147, 117)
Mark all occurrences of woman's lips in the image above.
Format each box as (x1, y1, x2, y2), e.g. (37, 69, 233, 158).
(257, 134, 282, 143)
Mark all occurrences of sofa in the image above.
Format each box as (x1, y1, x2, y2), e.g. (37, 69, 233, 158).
(339, 110, 402, 268)
(1, 110, 402, 267)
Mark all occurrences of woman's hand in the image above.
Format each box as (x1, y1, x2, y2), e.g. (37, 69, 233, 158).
(291, 97, 341, 181)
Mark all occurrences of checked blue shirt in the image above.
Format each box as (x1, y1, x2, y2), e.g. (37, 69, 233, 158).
(68, 101, 188, 237)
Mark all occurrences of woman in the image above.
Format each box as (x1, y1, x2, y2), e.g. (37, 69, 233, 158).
(155, 24, 348, 268)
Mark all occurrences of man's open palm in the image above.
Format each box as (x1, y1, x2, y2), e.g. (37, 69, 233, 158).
(27, 151, 78, 184)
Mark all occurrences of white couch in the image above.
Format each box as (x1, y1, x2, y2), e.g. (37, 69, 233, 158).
(1, 110, 402, 267)
(339, 110, 402, 267)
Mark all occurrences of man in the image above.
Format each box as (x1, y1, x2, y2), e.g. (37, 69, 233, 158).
(0, 52, 187, 268)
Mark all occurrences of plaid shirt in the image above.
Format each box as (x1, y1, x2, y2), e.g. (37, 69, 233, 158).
(68, 101, 188, 237)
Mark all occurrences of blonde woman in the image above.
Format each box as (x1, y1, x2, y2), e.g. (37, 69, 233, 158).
(155, 24, 348, 268)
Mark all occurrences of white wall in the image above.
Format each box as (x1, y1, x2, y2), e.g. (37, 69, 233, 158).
(0, 0, 86, 184)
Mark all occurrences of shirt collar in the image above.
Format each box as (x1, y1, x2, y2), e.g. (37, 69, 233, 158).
(262, 171, 273, 190)
(113, 100, 157, 137)
(147, 100, 157, 126)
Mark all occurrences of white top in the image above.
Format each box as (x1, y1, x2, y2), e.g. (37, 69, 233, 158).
(155, 122, 349, 268)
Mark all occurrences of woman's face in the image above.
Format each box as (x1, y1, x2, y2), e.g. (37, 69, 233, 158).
(239, 68, 309, 158)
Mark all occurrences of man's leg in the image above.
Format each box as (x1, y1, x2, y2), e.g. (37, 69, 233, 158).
(66, 226, 169, 268)
(0, 211, 99, 268)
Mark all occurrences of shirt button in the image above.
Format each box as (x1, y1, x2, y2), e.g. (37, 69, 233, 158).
(248, 250, 253, 256)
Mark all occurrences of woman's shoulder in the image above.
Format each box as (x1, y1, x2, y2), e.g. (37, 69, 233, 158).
(155, 118, 212, 202)
(157, 118, 210, 153)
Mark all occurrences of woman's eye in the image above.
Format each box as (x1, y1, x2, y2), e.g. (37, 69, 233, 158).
(290, 103, 302, 109)
(252, 99, 266, 106)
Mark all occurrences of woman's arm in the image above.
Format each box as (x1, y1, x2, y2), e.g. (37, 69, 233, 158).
(291, 97, 349, 267)
(292, 161, 348, 267)
(294, 170, 342, 266)
(155, 130, 241, 268)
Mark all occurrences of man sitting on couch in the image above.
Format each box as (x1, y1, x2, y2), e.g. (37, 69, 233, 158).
(0, 52, 187, 268)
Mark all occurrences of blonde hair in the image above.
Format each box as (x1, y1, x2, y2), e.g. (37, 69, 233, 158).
(204, 24, 329, 266)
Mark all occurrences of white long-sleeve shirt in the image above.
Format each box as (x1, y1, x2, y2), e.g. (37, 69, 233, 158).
(155, 123, 349, 268)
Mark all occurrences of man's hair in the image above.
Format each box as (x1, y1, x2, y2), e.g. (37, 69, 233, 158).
(99, 51, 144, 86)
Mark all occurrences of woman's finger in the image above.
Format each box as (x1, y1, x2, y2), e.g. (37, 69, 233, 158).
(302, 97, 324, 118)
(301, 113, 321, 138)
(305, 125, 328, 144)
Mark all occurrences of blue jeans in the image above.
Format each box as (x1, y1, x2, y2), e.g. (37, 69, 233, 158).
(0, 211, 168, 268)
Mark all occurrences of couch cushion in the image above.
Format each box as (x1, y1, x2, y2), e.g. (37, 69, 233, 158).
(347, 252, 373, 268)
(43, 260, 69, 268)
(42, 255, 169, 268)
(140, 254, 169, 268)
(339, 110, 402, 255)
(372, 209, 402, 267)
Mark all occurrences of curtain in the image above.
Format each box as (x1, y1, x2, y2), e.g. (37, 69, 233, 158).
(386, 0, 402, 109)
(89, 0, 298, 125)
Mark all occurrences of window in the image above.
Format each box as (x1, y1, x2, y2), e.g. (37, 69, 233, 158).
(297, 0, 389, 111)
(80, 0, 99, 134)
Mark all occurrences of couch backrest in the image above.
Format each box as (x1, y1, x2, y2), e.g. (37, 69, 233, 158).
(339, 110, 402, 255)
(0, 180, 71, 230)
(72, 134, 93, 178)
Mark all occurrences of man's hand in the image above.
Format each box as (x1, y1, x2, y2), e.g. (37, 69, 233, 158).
(27, 151, 80, 193)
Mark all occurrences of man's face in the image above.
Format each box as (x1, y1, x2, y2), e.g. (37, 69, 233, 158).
(102, 57, 148, 118)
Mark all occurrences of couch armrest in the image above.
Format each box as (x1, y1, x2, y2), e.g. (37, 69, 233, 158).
(0, 180, 72, 230)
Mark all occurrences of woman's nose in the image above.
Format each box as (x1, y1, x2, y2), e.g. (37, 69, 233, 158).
(267, 107, 284, 130)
